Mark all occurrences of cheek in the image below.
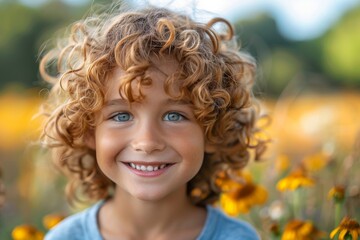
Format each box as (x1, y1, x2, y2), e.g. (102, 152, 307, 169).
(95, 127, 123, 167)
(172, 127, 205, 165)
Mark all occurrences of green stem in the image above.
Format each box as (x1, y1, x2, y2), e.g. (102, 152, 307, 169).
(334, 202, 342, 227)
(293, 189, 301, 219)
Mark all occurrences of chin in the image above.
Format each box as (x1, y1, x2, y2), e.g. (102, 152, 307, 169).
(130, 189, 169, 202)
(128, 185, 183, 203)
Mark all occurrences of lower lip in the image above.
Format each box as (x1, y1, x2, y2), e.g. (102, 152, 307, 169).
(124, 163, 172, 177)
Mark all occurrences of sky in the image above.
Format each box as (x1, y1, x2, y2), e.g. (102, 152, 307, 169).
(18, 0, 360, 40)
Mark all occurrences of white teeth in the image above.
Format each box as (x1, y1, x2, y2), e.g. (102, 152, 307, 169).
(128, 163, 168, 172)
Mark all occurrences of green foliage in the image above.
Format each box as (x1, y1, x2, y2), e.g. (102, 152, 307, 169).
(0, 1, 360, 94)
(262, 48, 303, 94)
(0, 3, 34, 49)
(322, 7, 360, 85)
(0, 1, 88, 89)
(233, 5, 360, 96)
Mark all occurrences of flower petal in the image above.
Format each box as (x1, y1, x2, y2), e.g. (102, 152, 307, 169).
(330, 227, 340, 239)
(339, 229, 348, 240)
(350, 230, 358, 240)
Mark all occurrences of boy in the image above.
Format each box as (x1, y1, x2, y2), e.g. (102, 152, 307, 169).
(40, 4, 263, 240)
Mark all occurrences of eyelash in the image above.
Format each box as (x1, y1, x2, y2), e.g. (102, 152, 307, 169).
(163, 112, 187, 121)
(111, 112, 133, 122)
(110, 111, 187, 122)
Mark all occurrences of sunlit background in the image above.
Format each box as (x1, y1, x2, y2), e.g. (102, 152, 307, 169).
(1, 0, 360, 239)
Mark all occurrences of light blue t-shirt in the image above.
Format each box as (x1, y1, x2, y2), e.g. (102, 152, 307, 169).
(45, 201, 260, 240)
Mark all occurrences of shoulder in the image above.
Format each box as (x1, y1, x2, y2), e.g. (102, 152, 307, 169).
(45, 202, 103, 240)
(198, 206, 260, 240)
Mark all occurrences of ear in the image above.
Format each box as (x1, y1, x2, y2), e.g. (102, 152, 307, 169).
(84, 130, 96, 150)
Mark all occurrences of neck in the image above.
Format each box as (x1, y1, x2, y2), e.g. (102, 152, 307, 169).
(98, 186, 206, 240)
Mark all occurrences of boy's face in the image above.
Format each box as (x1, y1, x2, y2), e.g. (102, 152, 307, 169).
(89, 57, 206, 202)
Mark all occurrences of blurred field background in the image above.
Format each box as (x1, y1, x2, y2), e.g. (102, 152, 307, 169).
(1, 0, 360, 239)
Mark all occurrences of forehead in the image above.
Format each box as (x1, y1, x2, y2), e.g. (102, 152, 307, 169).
(104, 56, 180, 99)
(149, 55, 179, 76)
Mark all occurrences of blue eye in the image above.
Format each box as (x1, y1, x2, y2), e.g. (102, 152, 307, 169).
(164, 112, 185, 121)
(112, 112, 133, 122)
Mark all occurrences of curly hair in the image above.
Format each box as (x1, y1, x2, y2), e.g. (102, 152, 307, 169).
(39, 5, 266, 207)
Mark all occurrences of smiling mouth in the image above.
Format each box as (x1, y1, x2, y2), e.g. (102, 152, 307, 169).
(126, 163, 173, 172)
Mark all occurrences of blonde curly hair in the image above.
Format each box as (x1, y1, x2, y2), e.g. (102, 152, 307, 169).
(40, 5, 266, 207)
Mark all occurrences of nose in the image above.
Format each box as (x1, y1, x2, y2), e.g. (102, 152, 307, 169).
(130, 123, 166, 154)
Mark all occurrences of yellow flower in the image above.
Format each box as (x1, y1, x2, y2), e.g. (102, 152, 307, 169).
(302, 152, 330, 172)
(0, 92, 43, 150)
(220, 183, 268, 216)
(281, 219, 324, 240)
(220, 181, 268, 216)
(330, 216, 360, 240)
(277, 167, 314, 192)
(214, 169, 252, 192)
(328, 185, 346, 203)
(43, 214, 66, 230)
(12, 225, 44, 240)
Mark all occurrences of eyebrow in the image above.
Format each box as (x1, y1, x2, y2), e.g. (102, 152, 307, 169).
(165, 98, 191, 106)
(104, 98, 129, 107)
(104, 98, 190, 107)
